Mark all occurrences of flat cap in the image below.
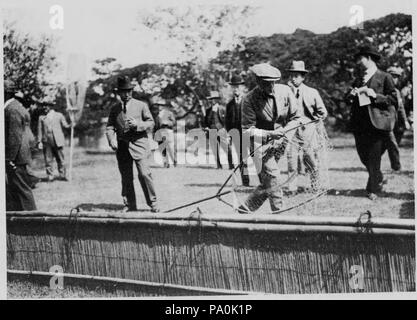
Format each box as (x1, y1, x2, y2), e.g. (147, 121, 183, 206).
(250, 63, 281, 81)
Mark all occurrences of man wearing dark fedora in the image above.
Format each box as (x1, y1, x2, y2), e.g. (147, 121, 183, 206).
(4, 79, 37, 211)
(238, 63, 301, 213)
(225, 73, 250, 185)
(286, 60, 328, 193)
(346, 45, 397, 200)
(106, 76, 159, 212)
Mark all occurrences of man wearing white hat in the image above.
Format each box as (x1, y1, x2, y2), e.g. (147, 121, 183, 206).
(238, 63, 301, 213)
(286, 60, 328, 193)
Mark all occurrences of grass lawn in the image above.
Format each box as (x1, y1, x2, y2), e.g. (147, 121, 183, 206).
(27, 132, 414, 219)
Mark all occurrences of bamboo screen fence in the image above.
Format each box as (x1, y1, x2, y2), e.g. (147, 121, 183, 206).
(7, 211, 416, 296)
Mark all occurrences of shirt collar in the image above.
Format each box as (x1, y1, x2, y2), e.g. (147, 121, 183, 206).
(364, 65, 378, 83)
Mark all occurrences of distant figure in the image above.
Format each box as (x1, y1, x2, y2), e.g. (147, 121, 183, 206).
(106, 76, 159, 213)
(345, 45, 397, 200)
(225, 73, 250, 185)
(380, 66, 411, 172)
(37, 101, 71, 181)
(152, 97, 177, 168)
(286, 60, 328, 193)
(205, 91, 227, 169)
(4, 79, 37, 211)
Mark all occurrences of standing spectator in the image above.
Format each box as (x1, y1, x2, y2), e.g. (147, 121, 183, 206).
(346, 45, 397, 200)
(37, 101, 71, 181)
(225, 73, 250, 185)
(152, 97, 177, 168)
(204, 91, 227, 169)
(106, 76, 159, 213)
(380, 66, 411, 172)
(286, 60, 328, 193)
(4, 79, 37, 211)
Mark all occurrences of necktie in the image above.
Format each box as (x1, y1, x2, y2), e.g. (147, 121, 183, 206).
(296, 89, 300, 99)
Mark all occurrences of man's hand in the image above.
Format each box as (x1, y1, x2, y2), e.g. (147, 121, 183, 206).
(109, 140, 118, 151)
(37, 142, 43, 150)
(126, 117, 138, 130)
(405, 121, 411, 131)
(365, 88, 377, 98)
(6, 160, 16, 171)
(350, 87, 360, 97)
(269, 127, 286, 140)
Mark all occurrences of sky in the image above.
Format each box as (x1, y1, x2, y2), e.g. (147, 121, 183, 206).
(1, 0, 414, 80)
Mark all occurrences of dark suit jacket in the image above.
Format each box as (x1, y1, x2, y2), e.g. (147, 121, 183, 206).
(225, 98, 241, 131)
(348, 69, 397, 132)
(106, 98, 155, 160)
(5, 98, 32, 165)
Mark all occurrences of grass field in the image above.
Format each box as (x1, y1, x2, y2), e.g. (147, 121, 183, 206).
(27, 132, 414, 219)
(8, 132, 414, 298)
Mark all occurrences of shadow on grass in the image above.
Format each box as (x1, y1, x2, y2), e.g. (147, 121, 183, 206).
(399, 201, 415, 219)
(327, 189, 414, 200)
(185, 183, 223, 188)
(329, 167, 366, 173)
(76, 203, 149, 212)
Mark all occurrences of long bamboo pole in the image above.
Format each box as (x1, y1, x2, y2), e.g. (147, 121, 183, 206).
(7, 211, 415, 230)
(6, 216, 415, 236)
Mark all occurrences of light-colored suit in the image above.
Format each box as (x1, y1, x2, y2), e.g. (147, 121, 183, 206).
(37, 110, 70, 178)
(287, 83, 328, 192)
(106, 98, 157, 210)
(38, 110, 70, 147)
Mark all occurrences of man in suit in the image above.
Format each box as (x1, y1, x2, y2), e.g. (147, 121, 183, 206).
(225, 73, 250, 185)
(286, 61, 328, 193)
(346, 45, 398, 200)
(106, 76, 159, 213)
(152, 97, 177, 168)
(4, 80, 37, 211)
(204, 91, 227, 169)
(37, 101, 71, 181)
(238, 63, 301, 213)
(380, 66, 410, 172)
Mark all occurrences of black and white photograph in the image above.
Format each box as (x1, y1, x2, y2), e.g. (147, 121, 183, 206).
(1, 0, 415, 300)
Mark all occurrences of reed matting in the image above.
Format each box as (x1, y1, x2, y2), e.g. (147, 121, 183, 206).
(6, 211, 416, 295)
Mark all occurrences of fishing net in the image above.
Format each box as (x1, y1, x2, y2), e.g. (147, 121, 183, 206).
(218, 120, 332, 215)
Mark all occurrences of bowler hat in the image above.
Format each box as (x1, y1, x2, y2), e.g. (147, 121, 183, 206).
(354, 45, 381, 62)
(4, 79, 17, 93)
(228, 74, 245, 85)
(116, 75, 134, 90)
(287, 60, 309, 73)
(250, 63, 281, 81)
(206, 90, 221, 100)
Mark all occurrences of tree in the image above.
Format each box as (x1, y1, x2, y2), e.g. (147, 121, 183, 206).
(91, 57, 122, 80)
(3, 21, 58, 102)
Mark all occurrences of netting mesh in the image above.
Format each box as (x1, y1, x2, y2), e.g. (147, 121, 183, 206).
(223, 120, 332, 214)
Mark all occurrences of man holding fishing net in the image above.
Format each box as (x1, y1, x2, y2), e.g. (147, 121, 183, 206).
(237, 63, 301, 214)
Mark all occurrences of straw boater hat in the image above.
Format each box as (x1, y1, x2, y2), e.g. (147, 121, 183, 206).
(116, 75, 134, 91)
(228, 74, 245, 85)
(206, 90, 221, 100)
(287, 60, 309, 74)
(387, 66, 403, 77)
(354, 44, 381, 62)
(250, 63, 281, 81)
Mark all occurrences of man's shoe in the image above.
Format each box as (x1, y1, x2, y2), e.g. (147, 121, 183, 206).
(151, 205, 160, 213)
(367, 193, 378, 201)
(47, 175, 54, 182)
